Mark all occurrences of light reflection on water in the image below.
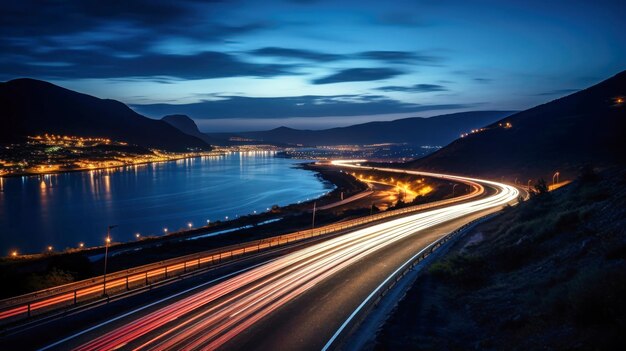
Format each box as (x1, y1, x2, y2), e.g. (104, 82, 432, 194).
(0, 153, 331, 254)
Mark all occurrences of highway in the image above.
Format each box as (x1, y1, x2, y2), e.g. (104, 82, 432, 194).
(0, 163, 519, 350)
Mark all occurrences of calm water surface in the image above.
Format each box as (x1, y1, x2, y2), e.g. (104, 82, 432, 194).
(0, 152, 331, 254)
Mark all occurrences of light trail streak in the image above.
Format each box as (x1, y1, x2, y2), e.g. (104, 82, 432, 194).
(65, 163, 518, 351)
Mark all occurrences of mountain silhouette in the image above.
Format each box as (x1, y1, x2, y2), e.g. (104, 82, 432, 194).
(161, 114, 226, 146)
(208, 111, 515, 146)
(0, 79, 210, 151)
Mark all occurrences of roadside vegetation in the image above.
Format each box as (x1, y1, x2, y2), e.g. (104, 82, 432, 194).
(375, 166, 626, 350)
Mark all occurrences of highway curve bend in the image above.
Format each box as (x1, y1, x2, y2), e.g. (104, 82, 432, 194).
(42, 162, 519, 351)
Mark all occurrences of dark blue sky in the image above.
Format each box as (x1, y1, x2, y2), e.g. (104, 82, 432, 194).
(1, 0, 625, 131)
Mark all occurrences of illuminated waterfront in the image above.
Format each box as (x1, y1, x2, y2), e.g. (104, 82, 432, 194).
(0, 152, 331, 254)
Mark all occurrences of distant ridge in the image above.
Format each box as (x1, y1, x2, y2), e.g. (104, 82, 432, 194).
(208, 111, 515, 146)
(0, 79, 210, 151)
(408, 70, 626, 180)
(162, 114, 226, 146)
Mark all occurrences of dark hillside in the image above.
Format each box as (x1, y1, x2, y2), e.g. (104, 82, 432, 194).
(408, 71, 626, 181)
(376, 167, 626, 350)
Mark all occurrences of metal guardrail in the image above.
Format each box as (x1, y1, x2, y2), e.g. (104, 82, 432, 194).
(0, 181, 482, 327)
(322, 212, 501, 351)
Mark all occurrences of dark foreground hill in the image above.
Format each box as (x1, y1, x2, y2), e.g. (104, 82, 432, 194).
(408, 71, 626, 181)
(0, 79, 210, 151)
(208, 111, 514, 146)
(376, 167, 626, 350)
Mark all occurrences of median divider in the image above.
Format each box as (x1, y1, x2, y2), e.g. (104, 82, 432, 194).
(0, 181, 482, 327)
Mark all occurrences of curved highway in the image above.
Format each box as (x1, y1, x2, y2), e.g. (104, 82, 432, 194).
(3, 163, 519, 351)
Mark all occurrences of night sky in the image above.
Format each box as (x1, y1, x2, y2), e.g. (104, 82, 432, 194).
(1, 0, 625, 131)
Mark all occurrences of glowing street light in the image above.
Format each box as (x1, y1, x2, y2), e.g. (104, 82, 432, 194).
(47, 245, 53, 252)
(187, 222, 193, 229)
(225, 216, 229, 220)
(79, 242, 84, 248)
(163, 227, 168, 234)
(11, 250, 18, 257)
(135, 233, 141, 239)
(206, 219, 210, 224)
(103, 224, 117, 296)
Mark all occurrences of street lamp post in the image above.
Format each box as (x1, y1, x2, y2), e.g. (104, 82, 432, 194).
(103, 225, 117, 296)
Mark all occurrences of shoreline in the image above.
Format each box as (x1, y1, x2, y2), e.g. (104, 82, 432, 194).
(1, 159, 365, 257)
(0, 164, 370, 301)
(0, 151, 226, 179)
(0, 164, 461, 299)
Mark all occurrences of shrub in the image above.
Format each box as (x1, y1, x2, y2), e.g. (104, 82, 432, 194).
(428, 254, 488, 288)
(25, 268, 75, 291)
(567, 265, 626, 328)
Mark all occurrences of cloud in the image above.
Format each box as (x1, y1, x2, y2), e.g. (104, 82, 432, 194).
(0, 50, 298, 80)
(250, 47, 343, 62)
(0, 1, 277, 81)
(534, 88, 580, 96)
(1, 1, 198, 38)
(132, 94, 475, 119)
(312, 68, 404, 84)
(358, 51, 441, 64)
(248, 47, 444, 65)
(375, 84, 447, 93)
(473, 77, 493, 83)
